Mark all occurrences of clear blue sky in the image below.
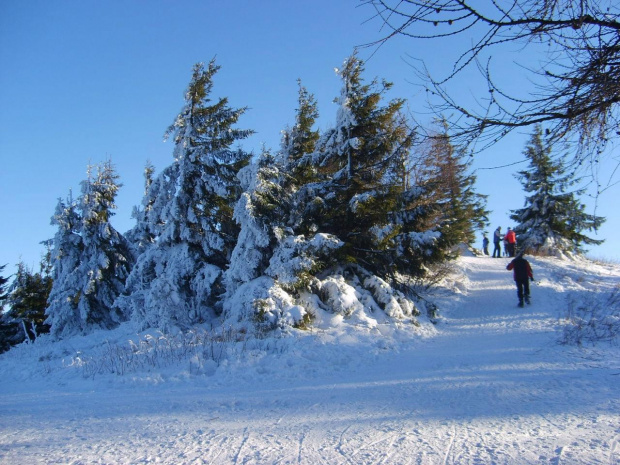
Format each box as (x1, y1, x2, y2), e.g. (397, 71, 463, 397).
(1, 0, 618, 275)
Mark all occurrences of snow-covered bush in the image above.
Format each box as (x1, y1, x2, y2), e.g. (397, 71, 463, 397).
(265, 234, 343, 291)
(224, 233, 342, 331)
(223, 261, 422, 335)
(313, 267, 421, 326)
(560, 285, 620, 346)
(66, 326, 258, 379)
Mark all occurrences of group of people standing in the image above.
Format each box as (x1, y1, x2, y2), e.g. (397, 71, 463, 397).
(482, 226, 517, 257)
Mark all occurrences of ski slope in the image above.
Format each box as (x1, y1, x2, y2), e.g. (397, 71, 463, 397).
(1, 255, 619, 464)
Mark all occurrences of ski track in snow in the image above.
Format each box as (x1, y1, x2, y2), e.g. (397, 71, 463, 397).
(1, 256, 619, 464)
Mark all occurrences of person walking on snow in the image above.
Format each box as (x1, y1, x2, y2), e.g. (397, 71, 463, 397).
(482, 235, 489, 255)
(505, 227, 517, 257)
(492, 227, 502, 257)
(506, 252, 534, 307)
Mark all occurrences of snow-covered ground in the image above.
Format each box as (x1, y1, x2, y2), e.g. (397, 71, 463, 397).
(1, 255, 619, 464)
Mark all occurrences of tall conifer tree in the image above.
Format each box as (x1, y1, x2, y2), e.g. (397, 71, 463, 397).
(510, 126, 605, 255)
(311, 54, 422, 279)
(420, 120, 489, 251)
(118, 60, 253, 330)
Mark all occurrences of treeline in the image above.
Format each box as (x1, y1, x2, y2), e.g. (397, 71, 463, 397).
(0, 54, 603, 351)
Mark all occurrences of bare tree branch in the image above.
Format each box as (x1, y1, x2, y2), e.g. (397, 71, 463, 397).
(362, 0, 620, 167)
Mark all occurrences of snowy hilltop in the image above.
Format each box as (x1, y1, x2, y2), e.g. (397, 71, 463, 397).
(1, 254, 619, 464)
(1, 55, 490, 347)
(2, 57, 606, 355)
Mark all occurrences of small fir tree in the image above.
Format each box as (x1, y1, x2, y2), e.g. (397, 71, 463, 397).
(124, 160, 156, 255)
(225, 147, 284, 296)
(5, 254, 53, 343)
(0, 263, 18, 353)
(388, 163, 447, 280)
(223, 84, 328, 330)
(76, 161, 133, 328)
(227, 80, 322, 294)
(510, 126, 605, 255)
(281, 80, 321, 190)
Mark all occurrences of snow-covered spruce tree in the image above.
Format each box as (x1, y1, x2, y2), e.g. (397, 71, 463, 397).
(281, 80, 321, 191)
(77, 161, 134, 328)
(0, 264, 14, 352)
(223, 82, 324, 329)
(124, 160, 156, 256)
(0, 258, 51, 352)
(227, 81, 321, 289)
(44, 193, 83, 338)
(386, 151, 449, 284)
(224, 147, 284, 296)
(310, 54, 433, 280)
(224, 55, 442, 331)
(118, 60, 253, 331)
(510, 125, 605, 256)
(45, 162, 133, 338)
(418, 119, 489, 252)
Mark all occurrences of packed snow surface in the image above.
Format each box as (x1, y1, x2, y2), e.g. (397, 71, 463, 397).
(1, 255, 619, 464)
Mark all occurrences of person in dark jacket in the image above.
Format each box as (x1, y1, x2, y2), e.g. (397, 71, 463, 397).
(492, 227, 502, 257)
(506, 252, 534, 307)
(482, 235, 489, 255)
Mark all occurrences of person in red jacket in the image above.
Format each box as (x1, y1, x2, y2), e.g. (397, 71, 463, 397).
(504, 227, 517, 257)
(506, 252, 534, 307)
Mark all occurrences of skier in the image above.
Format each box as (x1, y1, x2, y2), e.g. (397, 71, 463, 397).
(492, 226, 502, 258)
(482, 235, 489, 255)
(506, 252, 534, 307)
(505, 227, 517, 257)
